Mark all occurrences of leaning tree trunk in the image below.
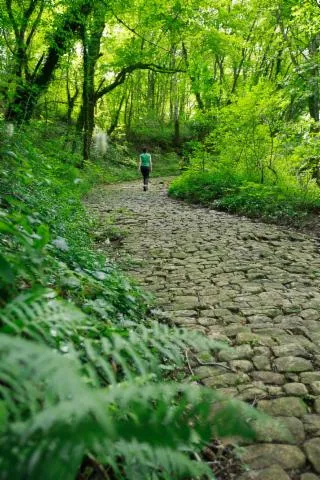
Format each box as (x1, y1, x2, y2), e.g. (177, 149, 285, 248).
(108, 93, 125, 136)
(66, 61, 79, 125)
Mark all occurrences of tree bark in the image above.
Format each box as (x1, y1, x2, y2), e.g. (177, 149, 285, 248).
(66, 59, 79, 125)
(5, 0, 93, 122)
(80, 7, 105, 162)
(308, 34, 320, 126)
(108, 93, 126, 136)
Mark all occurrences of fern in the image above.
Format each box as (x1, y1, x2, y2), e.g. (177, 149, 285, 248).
(0, 121, 265, 480)
(0, 290, 259, 480)
(81, 322, 228, 387)
(102, 441, 215, 480)
(0, 292, 227, 387)
(0, 288, 91, 348)
(131, 321, 227, 364)
(0, 334, 259, 480)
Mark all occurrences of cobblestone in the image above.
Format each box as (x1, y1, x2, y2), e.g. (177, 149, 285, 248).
(87, 178, 320, 479)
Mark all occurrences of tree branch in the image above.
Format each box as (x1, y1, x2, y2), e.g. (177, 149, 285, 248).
(30, 52, 45, 81)
(5, 0, 19, 39)
(26, 0, 45, 47)
(24, 0, 40, 19)
(95, 62, 186, 101)
(0, 27, 15, 55)
(34, 1, 93, 90)
(110, 7, 171, 53)
(277, 10, 306, 81)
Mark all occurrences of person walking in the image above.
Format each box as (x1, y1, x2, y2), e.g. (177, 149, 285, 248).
(138, 147, 152, 191)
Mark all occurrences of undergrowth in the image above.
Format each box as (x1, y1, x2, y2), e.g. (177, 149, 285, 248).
(169, 85, 320, 226)
(169, 170, 320, 225)
(0, 122, 262, 479)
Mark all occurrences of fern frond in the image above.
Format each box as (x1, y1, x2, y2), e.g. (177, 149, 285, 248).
(0, 335, 217, 480)
(133, 321, 228, 363)
(0, 334, 107, 480)
(102, 441, 214, 480)
(80, 321, 227, 388)
(81, 335, 150, 386)
(0, 289, 228, 390)
(0, 289, 93, 348)
(0, 334, 259, 480)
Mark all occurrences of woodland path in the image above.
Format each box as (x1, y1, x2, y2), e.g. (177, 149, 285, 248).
(87, 178, 320, 480)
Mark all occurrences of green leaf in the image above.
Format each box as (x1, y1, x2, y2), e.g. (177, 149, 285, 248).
(34, 224, 50, 250)
(0, 219, 15, 235)
(0, 401, 8, 433)
(0, 254, 15, 286)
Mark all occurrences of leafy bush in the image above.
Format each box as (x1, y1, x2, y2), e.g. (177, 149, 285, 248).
(169, 171, 320, 223)
(201, 82, 289, 184)
(214, 182, 320, 219)
(168, 79, 320, 224)
(169, 169, 242, 204)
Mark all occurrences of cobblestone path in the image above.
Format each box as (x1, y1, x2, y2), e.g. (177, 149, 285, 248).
(88, 178, 320, 480)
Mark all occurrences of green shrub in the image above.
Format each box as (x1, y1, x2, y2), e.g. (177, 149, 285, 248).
(169, 169, 242, 203)
(169, 170, 320, 223)
(168, 79, 320, 225)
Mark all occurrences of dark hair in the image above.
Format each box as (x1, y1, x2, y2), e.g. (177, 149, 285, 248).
(142, 147, 147, 153)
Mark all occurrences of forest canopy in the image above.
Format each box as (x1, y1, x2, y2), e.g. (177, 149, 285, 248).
(0, 0, 319, 162)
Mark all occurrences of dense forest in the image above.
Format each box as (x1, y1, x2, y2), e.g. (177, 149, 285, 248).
(1, 0, 320, 479)
(1, 0, 320, 214)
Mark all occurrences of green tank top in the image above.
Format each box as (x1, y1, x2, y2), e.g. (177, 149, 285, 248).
(140, 153, 151, 166)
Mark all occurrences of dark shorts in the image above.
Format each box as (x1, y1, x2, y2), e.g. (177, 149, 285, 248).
(140, 166, 150, 184)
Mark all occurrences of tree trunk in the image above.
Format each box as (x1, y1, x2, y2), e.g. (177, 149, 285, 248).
(4, 81, 37, 122)
(80, 13, 105, 163)
(181, 43, 204, 112)
(147, 70, 155, 110)
(308, 85, 320, 124)
(172, 74, 180, 146)
(5, 0, 93, 123)
(82, 34, 95, 162)
(174, 114, 180, 146)
(308, 34, 320, 128)
(67, 90, 79, 125)
(108, 93, 125, 136)
(66, 60, 79, 125)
